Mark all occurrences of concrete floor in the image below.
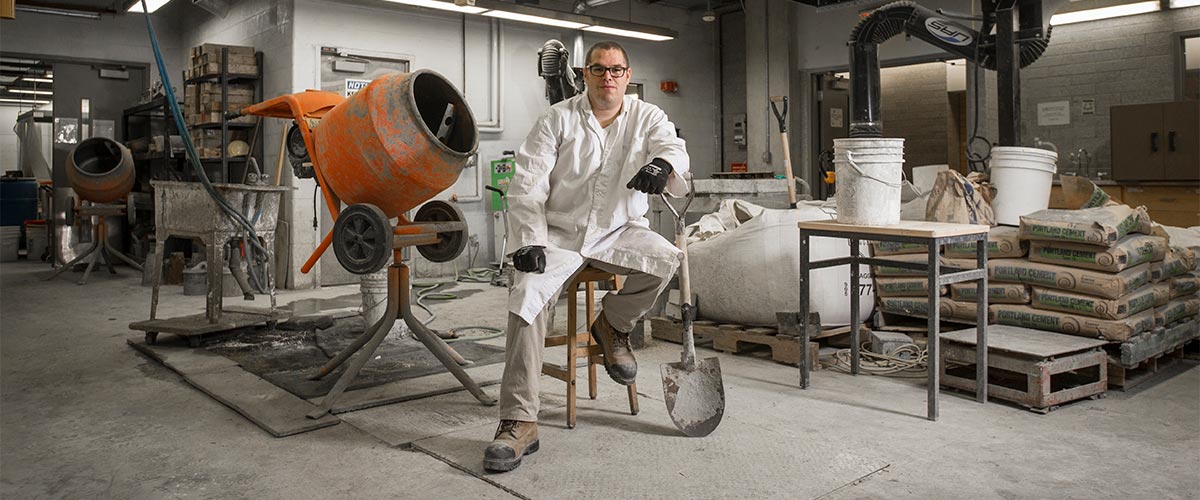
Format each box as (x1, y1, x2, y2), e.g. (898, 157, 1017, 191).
(2, 260, 1199, 499)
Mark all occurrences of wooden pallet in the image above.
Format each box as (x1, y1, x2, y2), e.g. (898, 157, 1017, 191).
(1107, 318, 1200, 391)
(649, 317, 818, 368)
(1108, 345, 1187, 390)
(941, 325, 1108, 413)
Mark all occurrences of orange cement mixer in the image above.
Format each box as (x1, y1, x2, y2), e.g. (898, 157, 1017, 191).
(240, 69, 496, 417)
(242, 69, 478, 275)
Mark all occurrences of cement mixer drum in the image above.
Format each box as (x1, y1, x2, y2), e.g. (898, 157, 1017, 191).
(66, 137, 135, 204)
(314, 70, 478, 218)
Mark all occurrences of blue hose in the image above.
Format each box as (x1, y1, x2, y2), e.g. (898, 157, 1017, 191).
(136, 1, 269, 262)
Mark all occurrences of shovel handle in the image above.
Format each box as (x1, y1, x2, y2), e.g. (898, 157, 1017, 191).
(660, 174, 697, 367)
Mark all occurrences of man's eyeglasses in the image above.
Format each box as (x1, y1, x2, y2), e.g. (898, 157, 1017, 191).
(587, 65, 628, 77)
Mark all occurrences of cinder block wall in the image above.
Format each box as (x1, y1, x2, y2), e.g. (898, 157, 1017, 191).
(880, 61, 950, 174)
(1020, 7, 1200, 177)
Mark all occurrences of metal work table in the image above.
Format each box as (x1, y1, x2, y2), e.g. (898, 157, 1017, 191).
(796, 220, 991, 421)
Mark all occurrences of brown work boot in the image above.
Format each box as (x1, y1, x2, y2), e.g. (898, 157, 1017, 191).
(483, 420, 539, 472)
(590, 312, 637, 385)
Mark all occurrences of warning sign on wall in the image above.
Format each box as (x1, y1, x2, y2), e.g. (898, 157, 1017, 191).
(1037, 101, 1070, 126)
(344, 79, 371, 97)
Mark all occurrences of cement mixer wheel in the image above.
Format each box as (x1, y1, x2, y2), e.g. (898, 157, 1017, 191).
(414, 200, 467, 263)
(333, 203, 392, 275)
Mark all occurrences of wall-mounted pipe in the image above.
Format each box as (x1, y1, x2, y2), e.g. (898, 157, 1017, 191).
(472, 18, 504, 133)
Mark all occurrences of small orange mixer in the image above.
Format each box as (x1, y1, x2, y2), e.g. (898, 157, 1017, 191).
(241, 70, 496, 416)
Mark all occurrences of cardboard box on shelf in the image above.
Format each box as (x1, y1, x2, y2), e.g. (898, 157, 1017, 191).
(191, 43, 255, 59)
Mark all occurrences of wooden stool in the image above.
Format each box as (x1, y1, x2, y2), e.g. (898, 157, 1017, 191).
(542, 267, 640, 428)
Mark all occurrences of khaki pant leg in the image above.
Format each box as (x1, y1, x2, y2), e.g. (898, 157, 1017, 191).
(498, 298, 555, 422)
(587, 260, 670, 333)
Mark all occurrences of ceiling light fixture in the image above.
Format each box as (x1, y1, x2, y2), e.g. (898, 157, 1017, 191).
(127, 0, 172, 13)
(1169, 0, 1200, 7)
(23, 77, 54, 83)
(583, 25, 674, 41)
(378, 0, 675, 41)
(702, 0, 716, 22)
(0, 98, 52, 105)
(382, 0, 487, 14)
(16, 5, 101, 18)
(8, 89, 54, 95)
(483, 10, 589, 29)
(1049, 0, 1160, 25)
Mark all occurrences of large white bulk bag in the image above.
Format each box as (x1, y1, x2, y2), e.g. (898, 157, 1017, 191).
(687, 200, 874, 327)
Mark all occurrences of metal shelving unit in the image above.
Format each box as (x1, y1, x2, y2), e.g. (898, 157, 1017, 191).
(182, 49, 264, 183)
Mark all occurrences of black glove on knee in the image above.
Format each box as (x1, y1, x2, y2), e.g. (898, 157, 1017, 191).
(512, 245, 546, 274)
(626, 158, 673, 195)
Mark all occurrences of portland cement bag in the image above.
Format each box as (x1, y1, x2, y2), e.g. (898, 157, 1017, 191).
(687, 200, 874, 327)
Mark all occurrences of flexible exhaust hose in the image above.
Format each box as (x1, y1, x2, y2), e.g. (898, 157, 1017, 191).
(847, 0, 1051, 137)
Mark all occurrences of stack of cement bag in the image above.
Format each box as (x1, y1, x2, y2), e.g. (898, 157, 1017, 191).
(871, 226, 1027, 324)
(988, 205, 1199, 341)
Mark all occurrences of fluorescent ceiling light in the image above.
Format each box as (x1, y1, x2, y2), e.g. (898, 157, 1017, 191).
(484, 10, 587, 28)
(383, 0, 487, 14)
(1170, 0, 1200, 7)
(1050, 1, 1160, 25)
(127, 0, 172, 13)
(23, 77, 53, 83)
(583, 25, 674, 41)
(8, 89, 53, 95)
(0, 98, 51, 105)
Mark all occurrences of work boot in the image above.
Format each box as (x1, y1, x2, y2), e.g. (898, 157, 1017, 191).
(590, 313, 637, 385)
(483, 420, 539, 472)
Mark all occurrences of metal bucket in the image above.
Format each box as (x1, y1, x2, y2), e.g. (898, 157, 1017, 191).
(313, 70, 478, 218)
(67, 137, 135, 203)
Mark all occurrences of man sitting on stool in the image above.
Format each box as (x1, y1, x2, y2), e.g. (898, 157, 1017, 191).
(483, 40, 690, 472)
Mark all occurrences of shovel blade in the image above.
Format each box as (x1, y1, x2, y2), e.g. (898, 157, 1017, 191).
(660, 357, 725, 437)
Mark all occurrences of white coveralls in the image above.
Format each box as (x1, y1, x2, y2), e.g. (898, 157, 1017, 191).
(500, 94, 690, 422)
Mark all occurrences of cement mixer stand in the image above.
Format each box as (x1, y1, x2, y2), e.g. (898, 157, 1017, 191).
(305, 203, 497, 418)
(44, 201, 143, 285)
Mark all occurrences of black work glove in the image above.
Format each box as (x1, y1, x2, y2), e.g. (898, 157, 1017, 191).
(626, 158, 673, 195)
(512, 246, 546, 274)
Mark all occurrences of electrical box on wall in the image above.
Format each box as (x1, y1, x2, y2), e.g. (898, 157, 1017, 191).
(489, 153, 515, 211)
(732, 114, 747, 147)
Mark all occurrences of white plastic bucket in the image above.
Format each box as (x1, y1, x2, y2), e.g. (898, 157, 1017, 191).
(834, 138, 905, 226)
(0, 227, 20, 262)
(989, 146, 1058, 226)
(361, 271, 408, 339)
(25, 222, 47, 262)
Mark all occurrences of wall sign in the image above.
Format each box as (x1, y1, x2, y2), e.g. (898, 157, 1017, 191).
(1081, 99, 1095, 115)
(1037, 101, 1070, 126)
(830, 107, 844, 128)
(344, 78, 371, 97)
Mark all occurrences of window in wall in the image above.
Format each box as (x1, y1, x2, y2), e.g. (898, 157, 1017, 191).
(1183, 35, 1199, 100)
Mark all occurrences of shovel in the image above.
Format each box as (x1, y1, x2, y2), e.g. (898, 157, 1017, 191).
(659, 180, 725, 437)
